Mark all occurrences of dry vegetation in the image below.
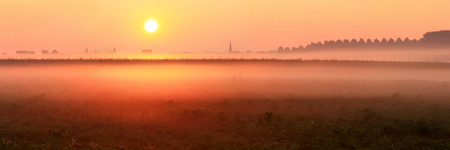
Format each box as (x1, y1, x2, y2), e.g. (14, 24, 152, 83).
(1, 60, 450, 149)
(2, 93, 450, 149)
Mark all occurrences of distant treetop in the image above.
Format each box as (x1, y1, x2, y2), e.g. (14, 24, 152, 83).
(278, 30, 450, 53)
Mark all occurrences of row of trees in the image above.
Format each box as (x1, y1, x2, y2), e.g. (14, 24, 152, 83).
(278, 30, 450, 52)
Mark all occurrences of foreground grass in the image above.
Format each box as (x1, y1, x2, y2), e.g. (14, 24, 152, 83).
(1, 94, 450, 149)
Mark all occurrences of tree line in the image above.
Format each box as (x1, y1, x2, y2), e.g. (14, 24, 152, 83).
(278, 30, 450, 53)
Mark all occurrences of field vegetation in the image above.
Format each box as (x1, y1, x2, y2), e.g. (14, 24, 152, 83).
(2, 93, 450, 149)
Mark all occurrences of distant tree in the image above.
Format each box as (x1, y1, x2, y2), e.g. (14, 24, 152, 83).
(335, 40, 343, 48)
(358, 38, 365, 44)
(348, 39, 356, 47)
(404, 38, 411, 43)
(422, 30, 450, 47)
(333, 40, 342, 48)
(317, 41, 323, 46)
(388, 38, 395, 45)
(328, 40, 336, 48)
(373, 39, 380, 45)
(304, 44, 311, 49)
(395, 38, 403, 44)
(403, 38, 411, 46)
(284, 47, 291, 52)
(418, 38, 425, 44)
(341, 39, 349, 48)
(277, 46, 284, 52)
(381, 38, 388, 45)
(292, 45, 303, 52)
(366, 39, 373, 45)
(291, 47, 297, 51)
(323, 40, 331, 49)
(343, 39, 350, 45)
(372, 39, 381, 46)
(305, 42, 318, 49)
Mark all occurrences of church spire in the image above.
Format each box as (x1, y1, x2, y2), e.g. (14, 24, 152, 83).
(229, 40, 232, 52)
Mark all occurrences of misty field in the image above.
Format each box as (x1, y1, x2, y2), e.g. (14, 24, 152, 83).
(1, 60, 450, 149)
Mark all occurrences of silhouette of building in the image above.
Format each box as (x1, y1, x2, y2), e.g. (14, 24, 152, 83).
(229, 40, 232, 52)
(108, 48, 117, 53)
(42, 50, 49, 54)
(228, 41, 240, 53)
(16, 50, 35, 54)
(142, 49, 152, 53)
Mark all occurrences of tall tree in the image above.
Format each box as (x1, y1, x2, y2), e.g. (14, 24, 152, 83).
(373, 39, 380, 44)
(366, 39, 373, 45)
(358, 38, 365, 44)
(388, 38, 395, 44)
(380, 38, 388, 45)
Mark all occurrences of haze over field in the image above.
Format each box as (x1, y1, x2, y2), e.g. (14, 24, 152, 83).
(3, 48, 450, 63)
(1, 60, 449, 101)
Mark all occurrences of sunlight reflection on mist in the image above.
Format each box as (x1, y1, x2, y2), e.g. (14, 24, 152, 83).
(1, 60, 450, 102)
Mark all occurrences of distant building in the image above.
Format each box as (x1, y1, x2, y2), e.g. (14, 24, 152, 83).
(16, 50, 35, 54)
(228, 41, 240, 53)
(142, 49, 152, 53)
(107, 48, 117, 53)
(42, 50, 49, 54)
(229, 40, 232, 52)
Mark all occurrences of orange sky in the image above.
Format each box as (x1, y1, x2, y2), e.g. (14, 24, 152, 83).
(0, 0, 449, 54)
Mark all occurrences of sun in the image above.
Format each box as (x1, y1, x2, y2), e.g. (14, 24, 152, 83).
(145, 20, 157, 32)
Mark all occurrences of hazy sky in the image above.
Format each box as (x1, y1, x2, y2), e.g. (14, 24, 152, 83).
(1, 0, 449, 54)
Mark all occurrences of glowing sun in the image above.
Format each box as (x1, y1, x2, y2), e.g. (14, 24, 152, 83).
(145, 20, 158, 32)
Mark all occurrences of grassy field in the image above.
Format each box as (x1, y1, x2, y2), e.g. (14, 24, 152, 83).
(1, 60, 450, 149)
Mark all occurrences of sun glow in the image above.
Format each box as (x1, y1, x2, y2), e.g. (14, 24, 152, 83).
(145, 20, 158, 32)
